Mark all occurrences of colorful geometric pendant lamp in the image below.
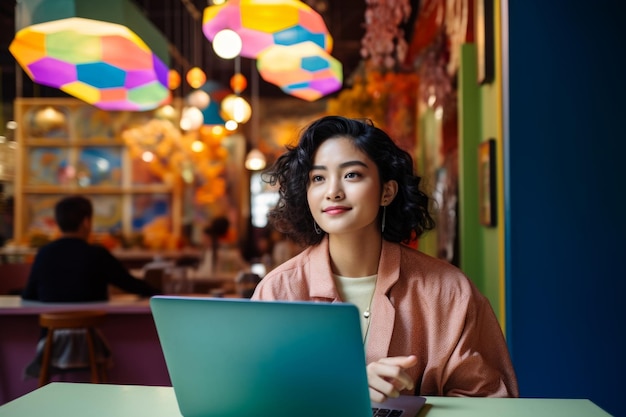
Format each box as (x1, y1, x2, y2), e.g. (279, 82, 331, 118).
(257, 41, 343, 101)
(202, 0, 333, 59)
(9, 0, 171, 111)
(202, 0, 342, 101)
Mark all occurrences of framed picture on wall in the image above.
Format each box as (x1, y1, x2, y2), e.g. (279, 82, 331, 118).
(475, 0, 495, 84)
(478, 139, 497, 226)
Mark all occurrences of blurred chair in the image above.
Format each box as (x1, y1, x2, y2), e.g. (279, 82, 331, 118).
(235, 272, 262, 298)
(163, 266, 192, 294)
(175, 255, 200, 268)
(0, 262, 31, 295)
(144, 267, 192, 294)
(38, 310, 108, 387)
(143, 268, 166, 293)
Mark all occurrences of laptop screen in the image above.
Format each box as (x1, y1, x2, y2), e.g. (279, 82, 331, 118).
(150, 296, 373, 417)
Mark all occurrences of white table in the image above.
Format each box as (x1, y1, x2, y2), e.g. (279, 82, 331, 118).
(0, 383, 612, 417)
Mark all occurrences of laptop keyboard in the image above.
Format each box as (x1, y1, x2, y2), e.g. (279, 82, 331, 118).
(372, 407, 404, 417)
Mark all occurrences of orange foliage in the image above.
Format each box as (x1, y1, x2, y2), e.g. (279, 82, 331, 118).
(327, 66, 419, 153)
(121, 118, 230, 205)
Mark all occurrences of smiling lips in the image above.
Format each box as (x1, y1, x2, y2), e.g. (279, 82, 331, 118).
(322, 206, 351, 215)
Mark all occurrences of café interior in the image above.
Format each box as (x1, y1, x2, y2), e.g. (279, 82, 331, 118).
(1, 0, 430, 298)
(0, 0, 622, 416)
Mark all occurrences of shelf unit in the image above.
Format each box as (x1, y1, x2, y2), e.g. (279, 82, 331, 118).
(13, 98, 181, 242)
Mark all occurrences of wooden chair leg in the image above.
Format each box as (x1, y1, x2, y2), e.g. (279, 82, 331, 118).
(38, 310, 108, 385)
(99, 361, 108, 383)
(85, 329, 100, 383)
(38, 331, 55, 387)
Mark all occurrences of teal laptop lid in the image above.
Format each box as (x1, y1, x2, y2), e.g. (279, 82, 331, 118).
(150, 296, 374, 417)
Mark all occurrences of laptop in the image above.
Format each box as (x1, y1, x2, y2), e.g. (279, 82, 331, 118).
(150, 296, 426, 417)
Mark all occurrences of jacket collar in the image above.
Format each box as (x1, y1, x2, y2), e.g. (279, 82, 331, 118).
(306, 236, 402, 298)
(307, 237, 339, 300)
(306, 237, 401, 359)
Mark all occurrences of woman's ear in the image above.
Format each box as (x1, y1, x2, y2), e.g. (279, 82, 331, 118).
(381, 180, 398, 206)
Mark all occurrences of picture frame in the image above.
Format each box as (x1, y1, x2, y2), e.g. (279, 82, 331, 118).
(478, 139, 497, 227)
(475, 0, 494, 84)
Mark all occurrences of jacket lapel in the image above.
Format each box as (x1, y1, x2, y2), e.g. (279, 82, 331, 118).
(307, 237, 340, 301)
(306, 237, 400, 362)
(366, 241, 400, 362)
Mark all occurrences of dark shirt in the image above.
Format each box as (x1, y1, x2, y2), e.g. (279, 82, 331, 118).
(22, 237, 159, 302)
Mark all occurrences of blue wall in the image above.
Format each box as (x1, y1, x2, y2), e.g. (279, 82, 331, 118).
(506, 1, 626, 416)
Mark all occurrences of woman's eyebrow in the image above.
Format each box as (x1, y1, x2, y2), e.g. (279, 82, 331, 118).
(339, 160, 369, 169)
(310, 160, 369, 170)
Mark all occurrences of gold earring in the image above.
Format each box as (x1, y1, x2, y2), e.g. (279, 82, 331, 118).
(382, 206, 387, 232)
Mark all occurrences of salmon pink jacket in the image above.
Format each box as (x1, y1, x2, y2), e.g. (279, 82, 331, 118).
(252, 237, 519, 397)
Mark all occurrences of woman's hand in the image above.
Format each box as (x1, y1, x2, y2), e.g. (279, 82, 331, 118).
(367, 355, 418, 403)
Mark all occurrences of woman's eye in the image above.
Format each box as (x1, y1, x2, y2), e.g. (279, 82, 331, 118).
(345, 172, 361, 179)
(311, 175, 323, 182)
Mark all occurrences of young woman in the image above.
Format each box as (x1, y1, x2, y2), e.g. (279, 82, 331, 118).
(251, 116, 518, 402)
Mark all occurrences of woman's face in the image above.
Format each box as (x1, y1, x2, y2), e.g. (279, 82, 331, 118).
(306, 137, 388, 238)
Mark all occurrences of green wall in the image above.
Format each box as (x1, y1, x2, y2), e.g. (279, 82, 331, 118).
(415, 44, 503, 323)
(457, 44, 502, 321)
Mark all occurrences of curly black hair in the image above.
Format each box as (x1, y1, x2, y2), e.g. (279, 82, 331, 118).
(262, 115, 435, 246)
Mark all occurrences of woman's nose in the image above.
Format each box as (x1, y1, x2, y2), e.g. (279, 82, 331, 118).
(325, 182, 345, 200)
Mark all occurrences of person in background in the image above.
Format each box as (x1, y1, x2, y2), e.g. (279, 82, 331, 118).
(21, 195, 159, 379)
(195, 216, 248, 278)
(252, 116, 519, 402)
(254, 230, 274, 275)
(269, 229, 303, 269)
(22, 195, 160, 302)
